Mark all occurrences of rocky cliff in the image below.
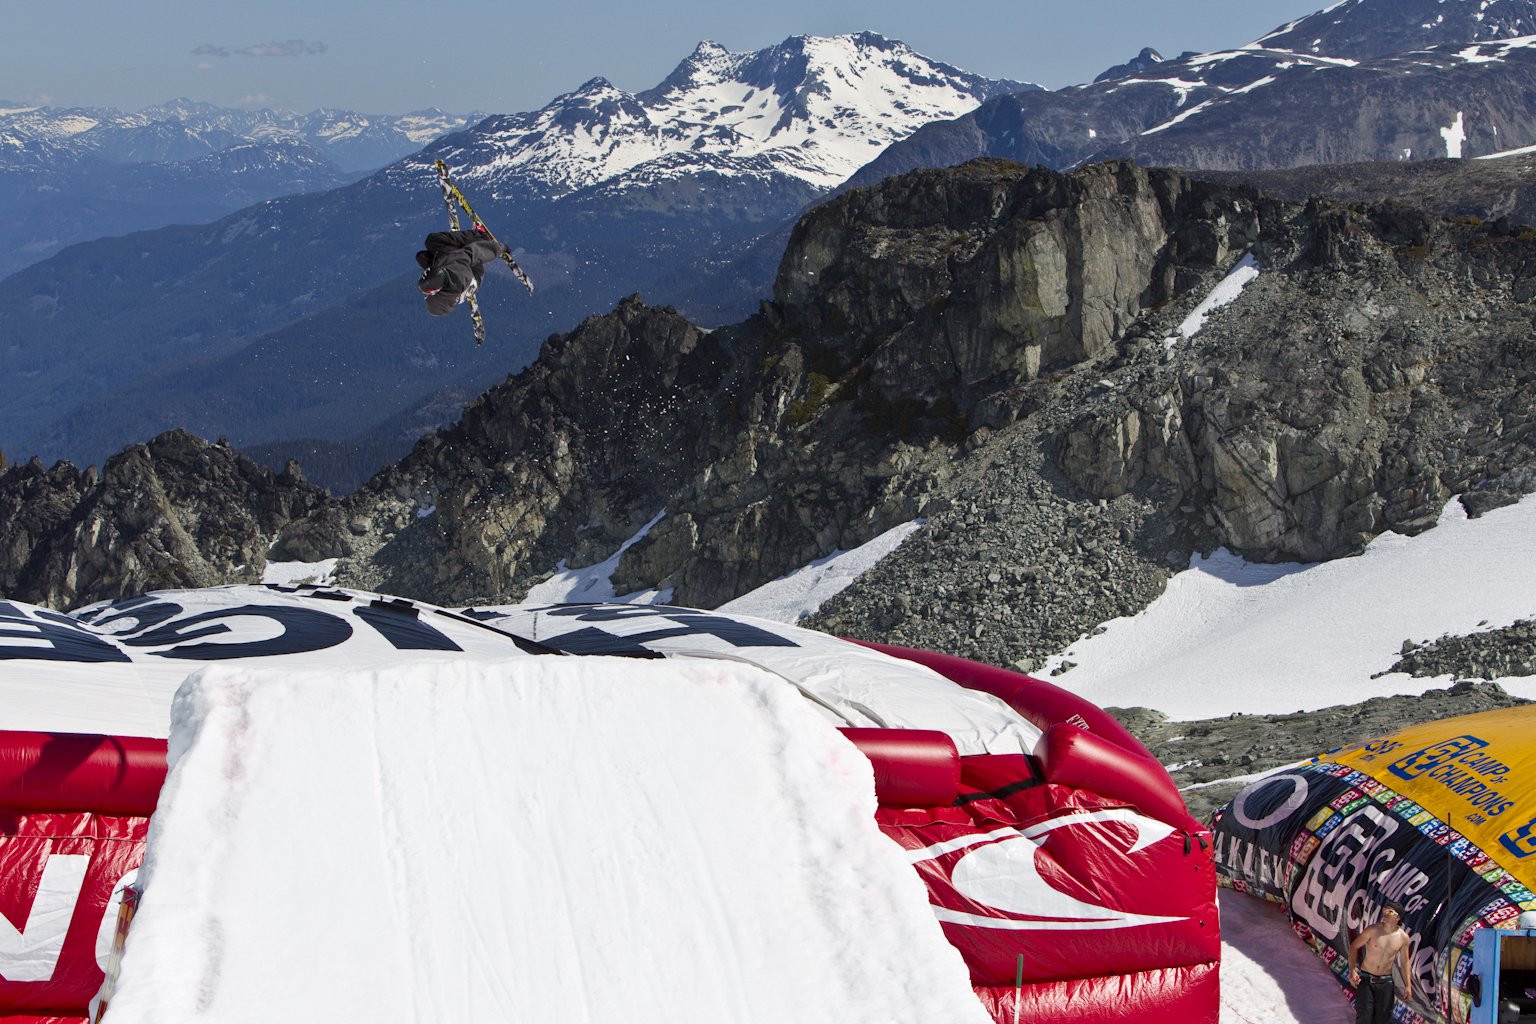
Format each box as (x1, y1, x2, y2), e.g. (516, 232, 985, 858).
(0, 430, 325, 608)
(5, 157, 1536, 677)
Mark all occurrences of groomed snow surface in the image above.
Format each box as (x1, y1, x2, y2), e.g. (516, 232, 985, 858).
(104, 659, 989, 1024)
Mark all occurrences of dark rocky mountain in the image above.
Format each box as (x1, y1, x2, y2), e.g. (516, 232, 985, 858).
(1253, 0, 1536, 60)
(1196, 152, 1536, 227)
(0, 35, 1032, 475)
(1094, 47, 1168, 84)
(848, 0, 1536, 191)
(0, 430, 326, 609)
(13, 156, 1530, 656)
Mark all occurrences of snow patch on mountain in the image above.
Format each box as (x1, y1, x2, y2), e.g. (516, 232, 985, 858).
(428, 34, 1033, 199)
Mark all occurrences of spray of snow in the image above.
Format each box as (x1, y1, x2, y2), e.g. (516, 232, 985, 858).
(1042, 493, 1536, 719)
(104, 659, 990, 1024)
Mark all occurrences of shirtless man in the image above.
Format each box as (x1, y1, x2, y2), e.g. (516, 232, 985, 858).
(1348, 901, 1413, 1024)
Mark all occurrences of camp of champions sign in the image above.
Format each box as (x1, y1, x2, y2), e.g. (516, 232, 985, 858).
(1213, 705, 1536, 1024)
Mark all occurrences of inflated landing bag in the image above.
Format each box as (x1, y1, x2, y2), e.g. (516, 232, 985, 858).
(839, 728, 961, 807)
(1035, 723, 1196, 831)
(850, 639, 1195, 830)
(0, 731, 166, 815)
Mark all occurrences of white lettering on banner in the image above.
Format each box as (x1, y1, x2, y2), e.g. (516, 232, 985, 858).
(1291, 805, 1399, 941)
(0, 854, 90, 982)
(1215, 832, 1290, 892)
(1230, 773, 1309, 831)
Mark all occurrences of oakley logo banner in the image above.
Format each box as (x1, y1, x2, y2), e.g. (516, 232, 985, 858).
(906, 809, 1185, 931)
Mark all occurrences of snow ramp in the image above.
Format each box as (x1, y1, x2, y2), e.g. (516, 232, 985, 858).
(100, 658, 992, 1024)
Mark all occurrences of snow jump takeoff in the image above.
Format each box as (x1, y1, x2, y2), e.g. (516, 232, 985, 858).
(419, 159, 533, 345)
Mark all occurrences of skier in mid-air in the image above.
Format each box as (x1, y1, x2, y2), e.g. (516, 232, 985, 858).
(415, 226, 508, 316)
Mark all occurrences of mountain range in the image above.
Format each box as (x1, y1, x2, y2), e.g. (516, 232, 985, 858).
(0, 33, 1030, 476)
(6, 0, 1536, 491)
(5, 153, 1534, 674)
(0, 100, 481, 278)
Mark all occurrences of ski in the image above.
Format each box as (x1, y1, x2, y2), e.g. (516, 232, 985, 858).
(434, 159, 534, 294)
(434, 159, 488, 345)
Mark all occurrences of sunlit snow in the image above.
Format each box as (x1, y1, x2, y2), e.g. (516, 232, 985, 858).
(260, 557, 337, 586)
(522, 508, 673, 604)
(718, 520, 924, 621)
(1040, 493, 1536, 719)
(1164, 253, 1260, 349)
(1441, 110, 1467, 158)
(103, 659, 990, 1024)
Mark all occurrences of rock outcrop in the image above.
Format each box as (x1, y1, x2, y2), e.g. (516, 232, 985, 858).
(0, 430, 325, 607)
(5, 157, 1536, 678)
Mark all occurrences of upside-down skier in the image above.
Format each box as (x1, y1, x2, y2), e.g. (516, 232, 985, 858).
(415, 226, 507, 316)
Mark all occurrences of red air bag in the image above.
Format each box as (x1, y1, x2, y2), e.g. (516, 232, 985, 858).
(0, 732, 167, 816)
(839, 728, 960, 807)
(848, 640, 1144, 749)
(1036, 723, 1198, 831)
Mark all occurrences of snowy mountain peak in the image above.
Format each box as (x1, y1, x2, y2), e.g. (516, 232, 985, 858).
(1250, 0, 1536, 61)
(1094, 47, 1169, 83)
(431, 33, 1035, 199)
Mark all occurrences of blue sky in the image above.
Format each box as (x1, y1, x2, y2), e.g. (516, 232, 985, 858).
(3, 1, 1323, 115)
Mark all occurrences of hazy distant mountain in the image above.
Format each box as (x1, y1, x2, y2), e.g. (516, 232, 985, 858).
(0, 100, 480, 171)
(0, 100, 482, 278)
(0, 34, 1035, 473)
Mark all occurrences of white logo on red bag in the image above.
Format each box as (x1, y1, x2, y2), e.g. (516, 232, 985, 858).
(907, 809, 1186, 930)
(0, 854, 90, 982)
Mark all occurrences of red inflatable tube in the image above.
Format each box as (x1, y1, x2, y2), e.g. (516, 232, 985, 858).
(1036, 723, 1199, 831)
(0, 732, 167, 816)
(847, 640, 1147, 753)
(838, 728, 960, 807)
(975, 961, 1220, 1024)
(850, 640, 1193, 828)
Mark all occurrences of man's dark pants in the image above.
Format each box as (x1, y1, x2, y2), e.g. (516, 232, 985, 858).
(1355, 971, 1396, 1024)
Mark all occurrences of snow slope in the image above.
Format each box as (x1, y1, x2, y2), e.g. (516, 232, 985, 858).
(1039, 493, 1536, 719)
(104, 659, 989, 1024)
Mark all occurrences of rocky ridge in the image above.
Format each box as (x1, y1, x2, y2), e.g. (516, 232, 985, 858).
(1385, 619, 1536, 681)
(1118, 680, 1532, 822)
(0, 156, 1533, 801)
(0, 430, 325, 608)
(7, 156, 1533, 677)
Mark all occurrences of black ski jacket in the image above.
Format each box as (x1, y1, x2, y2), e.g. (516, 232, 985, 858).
(416, 230, 507, 316)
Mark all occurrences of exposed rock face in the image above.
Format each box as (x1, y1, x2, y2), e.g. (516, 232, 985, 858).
(6, 157, 1536, 686)
(1385, 620, 1536, 681)
(1054, 197, 1536, 562)
(1116, 680, 1532, 823)
(0, 429, 325, 607)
